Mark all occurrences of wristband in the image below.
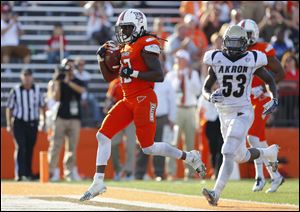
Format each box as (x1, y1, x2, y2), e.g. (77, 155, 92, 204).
(131, 70, 139, 78)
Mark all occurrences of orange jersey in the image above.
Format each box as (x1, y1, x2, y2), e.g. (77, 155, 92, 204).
(248, 42, 276, 87)
(120, 35, 160, 98)
(107, 78, 123, 102)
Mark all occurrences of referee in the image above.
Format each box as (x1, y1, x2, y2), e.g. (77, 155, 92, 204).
(6, 68, 46, 181)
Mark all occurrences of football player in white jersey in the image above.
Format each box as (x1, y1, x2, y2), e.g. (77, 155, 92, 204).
(201, 25, 280, 206)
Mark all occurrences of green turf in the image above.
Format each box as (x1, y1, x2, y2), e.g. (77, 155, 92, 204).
(102, 179, 299, 205)
(2, 179, 299, 205)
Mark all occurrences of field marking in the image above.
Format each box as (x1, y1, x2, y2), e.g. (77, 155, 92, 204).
(1, 195, 117, 211)
(110, 186, 299, 208)
(1, 182, 299, 211)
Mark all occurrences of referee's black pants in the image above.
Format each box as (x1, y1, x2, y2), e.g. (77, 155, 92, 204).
(13, 118, 38, 178)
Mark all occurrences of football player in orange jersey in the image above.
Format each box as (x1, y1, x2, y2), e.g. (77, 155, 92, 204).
(80, 9, 206, 202)
(238, 19, 285, 193)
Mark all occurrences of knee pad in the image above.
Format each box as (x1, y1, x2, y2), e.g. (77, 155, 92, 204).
(247, 135, 260, 148)
(221, 137, 241, 155)
(96, 132, 111, 144)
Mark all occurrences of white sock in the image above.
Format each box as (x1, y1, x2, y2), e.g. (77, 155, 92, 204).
(254, 158, 264, 179)
(248, 135, 264, 179)
(94, 173, 104, 182)
(260, 141, 281, 179)
(96, 132, 111, 165)
(213, 154, 234, 197)
(142, 142, 182, 159)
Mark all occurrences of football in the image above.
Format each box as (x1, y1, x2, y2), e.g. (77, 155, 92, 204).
(104, 47, 121, 72)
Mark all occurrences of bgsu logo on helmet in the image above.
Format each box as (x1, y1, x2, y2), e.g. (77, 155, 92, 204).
(133, 12, 143, 23)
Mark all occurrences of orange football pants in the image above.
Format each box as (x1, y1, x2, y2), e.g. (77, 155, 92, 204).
(99, 89, 157, 148)
(248, 95, 271, 141)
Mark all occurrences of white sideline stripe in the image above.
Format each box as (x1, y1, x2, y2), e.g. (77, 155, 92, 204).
(66, 195, 207, 211)
(109, 186, 299, 208)
(1, 195, 118, 211)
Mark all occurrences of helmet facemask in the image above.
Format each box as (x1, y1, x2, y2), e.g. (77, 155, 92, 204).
(115, 23, 145, 44)
(223, 36, 248, 57)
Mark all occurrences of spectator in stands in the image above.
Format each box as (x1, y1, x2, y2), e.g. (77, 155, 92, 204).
(258, 6, 284, 42)
(48, 59, 86, 181)
(228, 9, 243, 26)
(200, 4, 222, 44)
(271, 27, 293, 60)
(135, 69, 177, 181)
(46, 23, 68, 64)
(179, 1, 203, 18)
(152, 18, 169, 71)
(74, 57, 100, 127)
(6, 68, 46, 181)
(103, 78, 136, 181)
(277, 51, 299, 126)
(240, 1, 265, 24)
(84, 1, 113, 45)
(183, 14, 208, 59)
(279, 51, 299, 93)
(165, 50, 201, 180)
(164, 23, 198, 72)
(1, 3, 31, 66)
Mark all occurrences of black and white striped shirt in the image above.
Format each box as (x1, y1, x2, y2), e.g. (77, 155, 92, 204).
(6, 84, 45, 122)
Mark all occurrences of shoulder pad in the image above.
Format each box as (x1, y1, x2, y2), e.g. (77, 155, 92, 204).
(144, 44, 160, 54)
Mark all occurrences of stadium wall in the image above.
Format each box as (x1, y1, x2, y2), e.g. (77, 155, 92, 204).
(1, 128, 299, 179)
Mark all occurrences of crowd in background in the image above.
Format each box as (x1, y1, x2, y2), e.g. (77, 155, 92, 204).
(1, 1, 299, 181)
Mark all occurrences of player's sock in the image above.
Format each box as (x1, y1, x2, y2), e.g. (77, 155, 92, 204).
(93, 173, 105, 182)
(248, 135, 265, 179)
(248, 136, 264, 179)
(142, 142, 182, 159)
(213, 153, 234, 197)
(260, 141, 280, 179)
(254, 158, 264, 179)
(96, 132, 111, 166)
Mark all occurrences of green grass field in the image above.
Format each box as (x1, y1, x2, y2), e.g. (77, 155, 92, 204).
(99, 179, 299, 205)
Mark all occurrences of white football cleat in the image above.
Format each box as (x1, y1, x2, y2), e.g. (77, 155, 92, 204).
(202, 188, 219, 206)
(184, 150, 206, 177)
(266, 175, 285, 193)
(267, 144, 279, 172)
(252, 177, 266, 192)
(79, 180, 107, 201)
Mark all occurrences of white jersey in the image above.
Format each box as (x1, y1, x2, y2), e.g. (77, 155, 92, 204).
(203, 49, 267, 110)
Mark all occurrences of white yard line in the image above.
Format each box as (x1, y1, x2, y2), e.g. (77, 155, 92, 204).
(109, 186, 299, 208)
(1, 195, 119, 211)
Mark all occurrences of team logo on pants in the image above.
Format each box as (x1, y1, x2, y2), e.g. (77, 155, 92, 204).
(149, 102, 156, 122)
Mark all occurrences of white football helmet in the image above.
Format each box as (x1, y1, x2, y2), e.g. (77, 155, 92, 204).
(222, 25, 248, 57)
(115, 9, 147, 44)
(238, 19, 259, 45)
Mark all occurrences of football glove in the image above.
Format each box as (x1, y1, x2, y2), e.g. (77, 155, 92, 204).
(209, 89, 224, 103)
(251, 85, 264, 99)
(120, 67, 139, 78)
(263, 98, 278, 115)
(96, 41, 120, 62)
